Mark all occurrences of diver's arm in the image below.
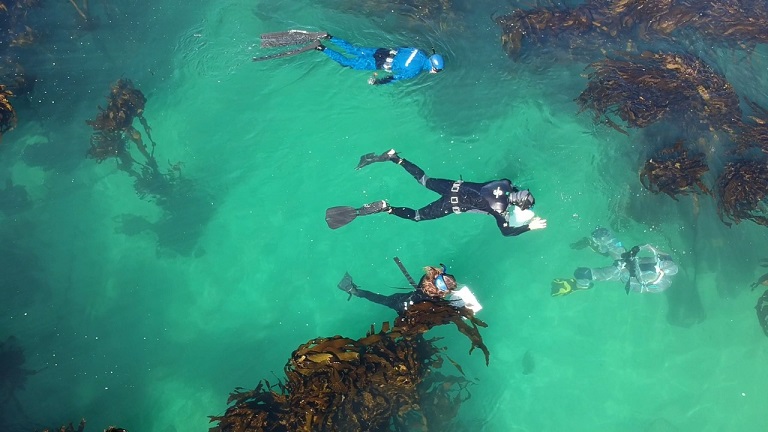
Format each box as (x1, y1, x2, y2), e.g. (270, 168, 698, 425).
(370, 74, 397, 85)
(494, 212, 531, 236)
(372, 62, 420, 85)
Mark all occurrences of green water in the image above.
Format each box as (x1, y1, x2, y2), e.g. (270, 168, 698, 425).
(2, 1, 768, 431)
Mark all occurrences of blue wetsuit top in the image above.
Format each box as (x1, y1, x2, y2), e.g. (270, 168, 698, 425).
(383, 48, 432, 83)
(322, 37, 433, 84)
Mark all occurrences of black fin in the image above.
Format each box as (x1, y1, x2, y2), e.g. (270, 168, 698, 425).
(325, 206, 358, 229)
(338, 272, 358, 301)
(355, 151, 393, 170)
(252, 40, 320, 62)
(260, 30, 327, 48)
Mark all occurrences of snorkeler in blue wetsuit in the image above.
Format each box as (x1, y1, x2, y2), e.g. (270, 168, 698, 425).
(316, 35, 444, 85)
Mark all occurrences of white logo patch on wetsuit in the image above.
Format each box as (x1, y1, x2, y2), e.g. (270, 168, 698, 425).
(493, 187, 504, 198)
(404, 49, 418, 67)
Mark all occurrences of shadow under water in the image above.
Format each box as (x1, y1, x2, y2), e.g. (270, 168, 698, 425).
(114, 176, 215, 257)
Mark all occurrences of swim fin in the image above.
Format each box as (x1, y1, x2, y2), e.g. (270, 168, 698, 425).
(551, 278, 578, 297)
(252, 40, 321, 62)
(325, 201, 390, 229)
(325, 206, 357, 229)
(260, 30, 328, 48)
(338, 272, 359, 301)
(356, 149, 397, 170)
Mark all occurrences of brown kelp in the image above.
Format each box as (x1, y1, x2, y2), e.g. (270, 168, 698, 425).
(0, 84, 16, 141)
(38, 419, 86, 432)
(87, 79, 212, 256)
(36, 419, 127, 432)
(496, 2, 625, 61)
(732, 99, 768, 155)
(209, 301, 488, 432)
(328, 0, 465, 33)
(640, 140, 712, 200)
(0, 0, 42, 138)
(495, 0, 768, 60)
(86, 78, 157, 171)
(576, 52, 741, 133)
(85, 79, 174, 202)
(715, 159, 768, 227)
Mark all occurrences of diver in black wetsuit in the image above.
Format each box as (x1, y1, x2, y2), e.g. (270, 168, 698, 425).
(338, 264, 462, 314)
(326, 149, 547, 235)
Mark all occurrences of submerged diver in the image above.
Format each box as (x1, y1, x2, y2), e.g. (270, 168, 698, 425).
(316, 35, 444, 85)
(756, 289, 768, 337)
(551, 227, 679, 296)
(338, 259, 481, 315)
(325, 149, 547, 236)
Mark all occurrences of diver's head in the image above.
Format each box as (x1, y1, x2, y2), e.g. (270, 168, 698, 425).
(591, 227, 611, 242)
(428, 54, 444, 73)
(420, 264, 456, 297)
(509, 189, 535, 210)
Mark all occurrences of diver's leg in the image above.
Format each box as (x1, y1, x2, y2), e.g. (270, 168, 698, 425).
(329, 37, 378, 56)
(356, 152, 432, 185)
(354, 289, 410, 312)
(390, 197, 452, 222)
(396, 158, 427, 183)
(575, 264, 623, 289)
(322, 47, 376, 69)
(394, 159, 454, 194)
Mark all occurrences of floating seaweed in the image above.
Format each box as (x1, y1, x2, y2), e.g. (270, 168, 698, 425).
(67, 0, 90, 22)
(495, 0, 768, 60)
(86, 79, 176, 204)
(86, 78, 157, 169)
(0, 58, 35, 98)
(38, 419, 86, 432)
(209, 301, 488, 432)
(0, 84, 16, 141)
(715, 159, 768, 227)
(576, 52, 741, 134)
(495, 2, 628, 62)
(640, 140, 712, 200)
(86, 80, 212, 256)
(328, 0, 465, 34)
(680, 0, 768, 50)
(732, 99, 768, 155)
(36, 419, 127, 432)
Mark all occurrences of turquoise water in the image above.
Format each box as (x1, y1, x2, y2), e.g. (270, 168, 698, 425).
(2, 1, 768, 431)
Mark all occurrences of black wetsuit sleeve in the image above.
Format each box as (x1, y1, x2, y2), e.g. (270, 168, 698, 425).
(374, 75, 395, 85)
(493, 212, 531, 236)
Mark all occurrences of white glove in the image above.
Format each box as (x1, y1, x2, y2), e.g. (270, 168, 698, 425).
(528, 217, 547, 230)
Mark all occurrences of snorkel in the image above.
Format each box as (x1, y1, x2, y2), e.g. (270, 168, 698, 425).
(434, 263, 449, 292)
